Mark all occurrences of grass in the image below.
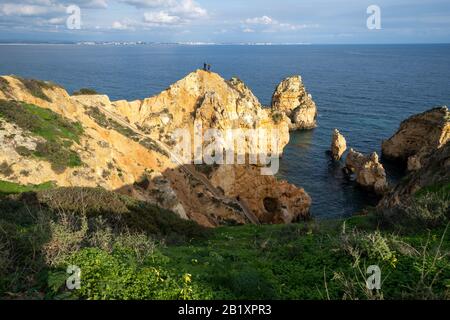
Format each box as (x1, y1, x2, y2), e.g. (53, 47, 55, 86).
(0, 100, 84, 172)
(0, 180, 54, 195)
(376, 182, 450, 232)
(0, 183, 448, 300)
(160, 218, 450, 300)
(86, 106, 169, 157)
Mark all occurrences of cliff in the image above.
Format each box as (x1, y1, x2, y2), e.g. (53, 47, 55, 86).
(381, 106, 449, 169)
(271, 75, 317, 130)
(377, 107, 449, 224)
(377, 140, 449, 218)
(0, 71, 311, 227)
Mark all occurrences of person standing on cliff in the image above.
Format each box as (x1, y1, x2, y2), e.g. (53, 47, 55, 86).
(203, 63, 207, 71)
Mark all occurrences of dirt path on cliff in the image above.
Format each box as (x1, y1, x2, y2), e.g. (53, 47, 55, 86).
(93, 104, 260, 225)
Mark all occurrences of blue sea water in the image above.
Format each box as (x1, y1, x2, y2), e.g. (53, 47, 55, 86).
(0, 44, 449, 218)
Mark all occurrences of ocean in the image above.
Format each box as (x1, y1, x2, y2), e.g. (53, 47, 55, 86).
(0, 44, 449, 218)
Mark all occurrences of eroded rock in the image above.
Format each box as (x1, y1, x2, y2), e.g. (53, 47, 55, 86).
(345, 149, 388, 194)
(382, 106, 449, 170)
(271, 75, 317, 130)
(331, 129, 347, 160)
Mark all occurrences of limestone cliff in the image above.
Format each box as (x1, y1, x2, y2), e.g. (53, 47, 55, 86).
(0, 71, 311, 226)
(271, 76, 317, 130)
(381, 106, 449, 170)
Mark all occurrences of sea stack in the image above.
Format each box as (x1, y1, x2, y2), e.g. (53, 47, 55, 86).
(331, 129, 347, 160)
(271, 75, 317, 130)
(345, 149, 388, 194)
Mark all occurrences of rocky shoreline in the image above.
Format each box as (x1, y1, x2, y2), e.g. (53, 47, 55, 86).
(0, 71, 448, 227)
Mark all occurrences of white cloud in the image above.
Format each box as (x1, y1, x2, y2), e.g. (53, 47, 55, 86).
(170, 0, 207, 19)
(245, 15, 274, 25)
(47, 17, 64, 24)
(0, 4, 57, 16)
(144, 11, 181, 25)
(119, 0, 174, 8)
(141, 0, 207, 27)
(243, 15, 318, 33)
(112, 21, 128, 30)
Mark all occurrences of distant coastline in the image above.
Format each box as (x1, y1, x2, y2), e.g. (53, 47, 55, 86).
(0, 41, 312, 46)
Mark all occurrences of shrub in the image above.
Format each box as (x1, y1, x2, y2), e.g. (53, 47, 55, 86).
(377, 183, 450, 231)
(36, 187, 210, 242)
(0, 77, 9, 93)
(61, 247, 204, 300)
(0, 161, 13, 177)
(0, 100, 84, 171)
(43, 211, 88, 267)
(73, 88, 98, 96)
(271, 112, 283, 124)
(12, 76, 60, 102)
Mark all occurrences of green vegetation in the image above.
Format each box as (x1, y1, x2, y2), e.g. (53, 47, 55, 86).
(271, 111, 283, 124)
(0, 180, 54, 195)
(0, 77, 9, 93)
(12, 76, 61, 102)
(72, 88, 99, 96)
(0, 186, 210, 299)
(0, 182, 449, 300)
(376, 183, 450, 232)
(0, 100, 84, 172)
(86, 106, 139, 140)
(86, 106, 169, 157)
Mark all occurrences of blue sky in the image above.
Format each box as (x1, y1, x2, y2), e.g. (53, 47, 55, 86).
(0, 0, 449, 43)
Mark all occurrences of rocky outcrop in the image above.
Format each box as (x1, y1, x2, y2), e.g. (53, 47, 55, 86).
(0, 71, 312, 226)
(382, 106, 450, 170)
(271, 76, 317, 130)
(378, 140, 450, 213)
(345, 149, 388, 194)
(210, 165, 311, 223)
(98, 70, 291, 157)
(331, 129, 347, 160)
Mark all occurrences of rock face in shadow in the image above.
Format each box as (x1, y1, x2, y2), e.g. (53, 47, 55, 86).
(345, 149, 388, 195)
(382, 106, 449, 170)
(331, 129, 347, 161)
(210, 165, 311, 224)
(271, 76, 317, 130)
(377, 140, 450, 213)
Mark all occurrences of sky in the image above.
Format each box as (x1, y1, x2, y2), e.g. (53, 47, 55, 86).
(0, 0, 449, 43)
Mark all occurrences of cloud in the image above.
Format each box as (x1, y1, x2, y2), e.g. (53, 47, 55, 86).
(0, 3, 59, 16)
(243, 15, 318, 33)
(140, 0, 207, 27)
(119, 0, 173, 8)
(170, 0, 206, 19)
(112, 21, 129, 30)
(245, 15, 274, 25)
(144, 11, 181, 25)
